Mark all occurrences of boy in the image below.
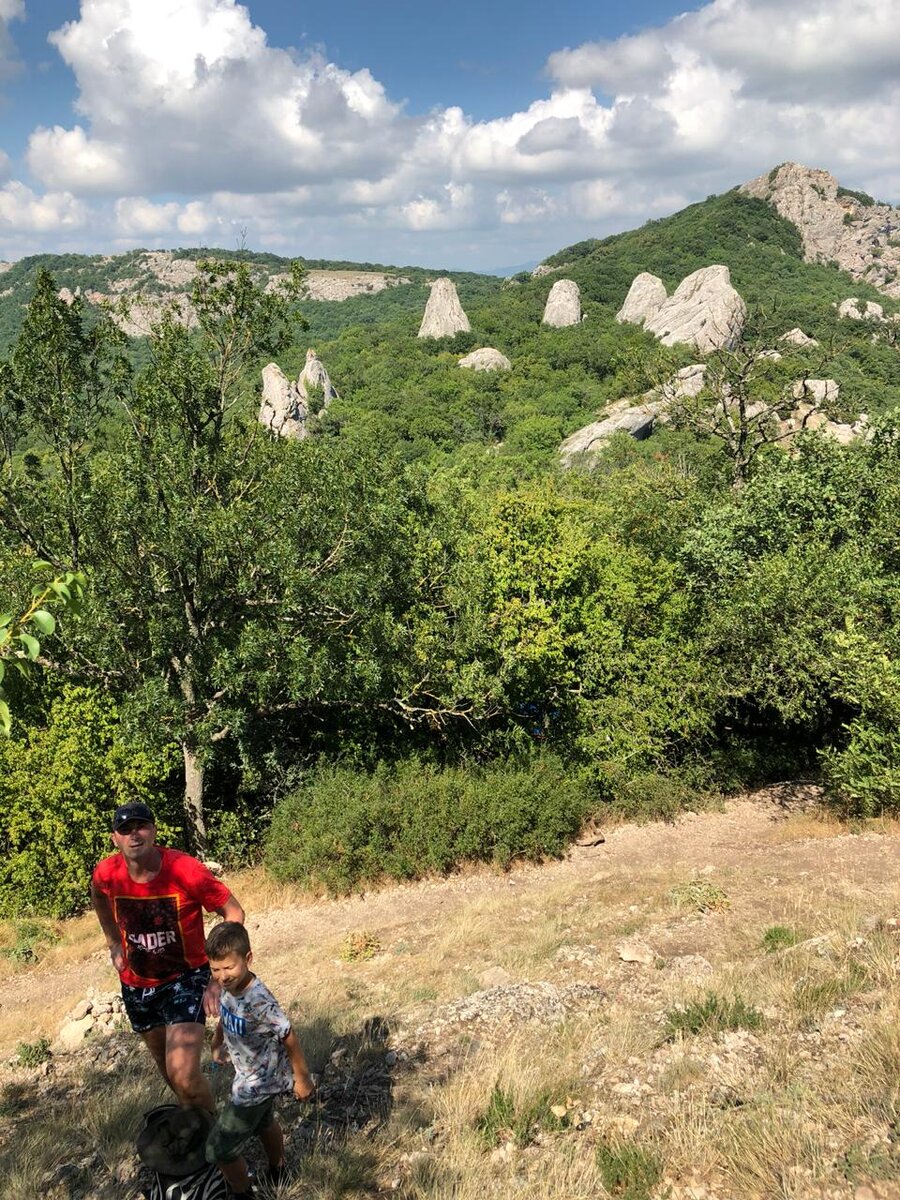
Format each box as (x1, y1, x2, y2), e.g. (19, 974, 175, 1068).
(205, 922, 315, 1198)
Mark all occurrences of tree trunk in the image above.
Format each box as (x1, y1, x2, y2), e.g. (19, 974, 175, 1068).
(181, 739, 208, 857)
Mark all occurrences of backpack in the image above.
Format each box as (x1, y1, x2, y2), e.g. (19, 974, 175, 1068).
(137, 1105, 228, 1200)
(145, 1164, 229, 1200)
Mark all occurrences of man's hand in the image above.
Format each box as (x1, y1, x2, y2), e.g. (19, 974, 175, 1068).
(293, 1073, 316, 1103)
(109, 945, 125, 973)
(212, 1042, 230, 1066)
(203, 979, 223, 1018)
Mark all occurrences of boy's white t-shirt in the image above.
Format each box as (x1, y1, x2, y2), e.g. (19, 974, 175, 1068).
(219, 977, 292, 1104)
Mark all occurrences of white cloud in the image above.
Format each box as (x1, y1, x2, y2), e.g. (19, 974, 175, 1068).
(0, 181, 87, 232)
(0, 0, 896, 269)
(0, 0, 23, 82)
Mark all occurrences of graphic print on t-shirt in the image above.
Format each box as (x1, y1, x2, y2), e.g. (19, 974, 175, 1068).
(114, 894, 188, 981)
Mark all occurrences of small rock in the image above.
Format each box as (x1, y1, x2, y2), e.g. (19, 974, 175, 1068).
(69, 999, 92, 1021)
(478, 967, 512, 989)
(616, 938, 655, 966)
(56, 1014, 94, 1051)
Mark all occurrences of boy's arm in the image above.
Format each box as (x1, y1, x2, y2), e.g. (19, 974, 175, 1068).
(283, 1028, 315, 1101)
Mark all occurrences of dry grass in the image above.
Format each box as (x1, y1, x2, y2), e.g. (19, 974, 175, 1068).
(6, 800, 900, 1198)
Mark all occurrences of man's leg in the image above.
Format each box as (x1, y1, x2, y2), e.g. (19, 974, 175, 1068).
(217, 1154, 253, 1194)
(139, 1026, 172, 1087)
(165, 1022, 215, 1112)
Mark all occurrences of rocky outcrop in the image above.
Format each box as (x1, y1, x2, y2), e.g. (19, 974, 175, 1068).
(644, 266, 747, 352)
(663, 364, 707, 400)
(542, 279, 582, 327)
(781, 327, 819, 348)
(458, 347, 512, 372)
(54, 990, 126, 1052)
(741, 163, 900, 299)
(559, 400, 662, 467)
(792, 378, 840, 406)
(418, 278, 471, 338)
(838, 297, 890, 322)
(616, 273, 667, 325)
(259, 349, 337, 440)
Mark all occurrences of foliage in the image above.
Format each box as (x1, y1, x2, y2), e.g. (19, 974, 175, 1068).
(663, 993, 763, 1040)
(595, 1142, 664, 1200)
(14, 1038, 51, 1068)
(0, 686, 177, 916)
(1, 918, 60, 963)
(761, 925, 804, 953)
(670, 878, 730, 913)
(339, 931, 382, 962)
(474, 1081, 568, 1148)
(264, 756, 590, 894)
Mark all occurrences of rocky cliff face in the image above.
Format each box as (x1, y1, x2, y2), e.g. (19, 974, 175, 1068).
(258, 349, 337, 440)
(741, 163, 900, 299)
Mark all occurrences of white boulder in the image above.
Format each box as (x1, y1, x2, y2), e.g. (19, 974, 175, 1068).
(644, 265, 747, 352)
(559, 402, 662, 467)
(458, 347, 512, 372)
(792, 378, 840, 405)
(542, 279, 582, 327)
(780, 327, 820, 348)
(616, 273, 667, 325)
(418, 278, 471, 338)
(259, 364, 308, 440)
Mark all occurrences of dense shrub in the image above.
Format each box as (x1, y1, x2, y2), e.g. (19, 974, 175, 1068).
(0, 686, 177, 916)
(264, 756, 590, 893)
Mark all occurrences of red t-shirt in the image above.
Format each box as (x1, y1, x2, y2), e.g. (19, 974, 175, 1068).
(92, 847, 232, 988)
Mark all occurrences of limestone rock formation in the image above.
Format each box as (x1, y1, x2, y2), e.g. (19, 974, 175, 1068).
(559, 401, 662, 467)
(792, 378, 840, 406)
(542, 279, 582, 327)
(741, 163, 900, 299)
(663, 364, 707, 400)
(418, 278, 471, 338)
(838, 297, 886, 322)
(259, 349, 337, 440)
(644, 266, 747, 352)
(616, 273, 667, 325)
(781, 327, 819, 348)
(458, 347, 512, 372)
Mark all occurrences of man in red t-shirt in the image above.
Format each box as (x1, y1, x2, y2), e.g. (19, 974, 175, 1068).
(91, 802, 245, 1112)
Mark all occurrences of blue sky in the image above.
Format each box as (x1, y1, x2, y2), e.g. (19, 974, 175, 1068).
(0, 0, 897, 269)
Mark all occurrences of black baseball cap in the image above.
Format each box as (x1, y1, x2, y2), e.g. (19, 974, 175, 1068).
(112, 802, 156, 832)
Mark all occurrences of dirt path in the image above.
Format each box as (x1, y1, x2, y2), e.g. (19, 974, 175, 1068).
(3, 789, 899, 1054)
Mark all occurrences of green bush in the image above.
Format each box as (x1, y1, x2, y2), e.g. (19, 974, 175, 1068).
(264, 755, 589, 893)
(0, 686, 177, 916)
(761, 925, 803, 953)
(15, 1037, 51, 1068)
(663, 992, 762, 1040)
(474, 1081, 569, 1148)
(595, 1142, 664, 1199)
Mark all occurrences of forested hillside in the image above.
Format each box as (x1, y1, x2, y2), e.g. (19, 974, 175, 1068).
(2, 179, 900, 918)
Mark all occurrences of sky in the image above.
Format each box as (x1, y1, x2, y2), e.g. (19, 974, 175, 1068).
(0, 0, 898, 271)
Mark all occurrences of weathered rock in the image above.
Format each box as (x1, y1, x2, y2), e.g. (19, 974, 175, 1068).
(458, 347, 512, 372)
(616, 938, 656, 966)
(418, 278, 471, 338)
(57, 286, 78, 306)
(616, 272, 667, 325)
(741, 163, 900, 299)
(781, 327, 819, 347)
(297, 347, 338, 406)
(792, 378, 840, 405)
(542, 279, 582, 327)
(531, 264, 559, 278)
(259, 350, 337, 440)
(559, 401, 662, 467)
(56, 1014, 94, 1051)
(663, 364, 707, 399)
(478, 966, 513, 989)
(838, 297, 885, 321)
(258, 363, 308, 440)
(644, 265, 746, 352)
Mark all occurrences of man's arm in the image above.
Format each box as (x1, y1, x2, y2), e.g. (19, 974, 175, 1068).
(210, 1019, 229, 1065)
(90, 882, 125, 973)
(214, 893, 245, 924)
(283, 1028, 316, 1101)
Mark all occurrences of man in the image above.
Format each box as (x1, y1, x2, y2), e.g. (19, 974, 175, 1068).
(91, 802, 245, 1112)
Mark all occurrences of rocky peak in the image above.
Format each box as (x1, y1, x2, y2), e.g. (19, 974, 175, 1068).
(417, 278, 471, 339)
(258, 348, 337, 440)
(741, 162, 900, 299)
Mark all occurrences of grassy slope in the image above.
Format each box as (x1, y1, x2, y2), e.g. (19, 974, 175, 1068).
(3, 796, 900, 1199)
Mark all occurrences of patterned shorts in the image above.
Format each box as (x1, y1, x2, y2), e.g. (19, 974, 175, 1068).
(122, 964, 211, 1032)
